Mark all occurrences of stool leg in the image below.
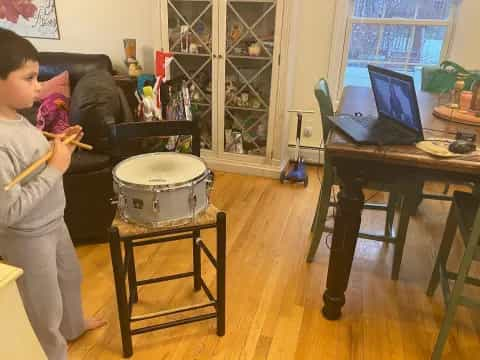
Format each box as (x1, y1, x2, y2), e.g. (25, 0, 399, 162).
(108, 228, 133, 358)
(216, 212, 226, 336)
(391, 193, 412, 281)
(427, 203, 457, 296)
(385, 191, 398, 239)
(307, 161, 334, 262)
(310, 202, 320, 233)
(193, 230, 201, 292)
(124, 240, 138, 304)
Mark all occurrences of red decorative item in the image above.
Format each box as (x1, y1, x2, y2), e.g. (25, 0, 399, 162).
(155, 51, 174, 82)
(0, 0, 37, 24)
(155, 51, 174, 113)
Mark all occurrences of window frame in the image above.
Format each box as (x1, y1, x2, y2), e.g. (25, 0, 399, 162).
(327, 0, 459, 107)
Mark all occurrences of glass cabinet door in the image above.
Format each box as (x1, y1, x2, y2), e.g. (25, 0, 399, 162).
(166, 0, 215, 150)
(223, 0, 277, 157)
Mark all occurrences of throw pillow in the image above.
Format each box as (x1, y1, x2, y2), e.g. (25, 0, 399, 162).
(38, 71, 71, 100)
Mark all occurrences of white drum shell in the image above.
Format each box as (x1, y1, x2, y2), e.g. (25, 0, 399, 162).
(113, 153, 211, 227)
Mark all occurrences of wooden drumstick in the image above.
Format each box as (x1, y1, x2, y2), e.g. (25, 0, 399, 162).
(42, 131, 93, 151)
(4, 133, 79, 192)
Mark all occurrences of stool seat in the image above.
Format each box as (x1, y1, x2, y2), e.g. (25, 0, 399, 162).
(112, 204, 221, 238)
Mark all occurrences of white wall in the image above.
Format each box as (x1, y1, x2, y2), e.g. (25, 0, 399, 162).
(287, 0, 336, 148)
(288, 0, 480, 148)
(449, 0, 480, 69)
(30, 0, 156, 73)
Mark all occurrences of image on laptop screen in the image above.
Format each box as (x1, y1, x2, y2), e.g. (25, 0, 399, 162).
(368, 66, 422, 134)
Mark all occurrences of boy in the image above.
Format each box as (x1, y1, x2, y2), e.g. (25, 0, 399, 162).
(0, 29, 105, 359)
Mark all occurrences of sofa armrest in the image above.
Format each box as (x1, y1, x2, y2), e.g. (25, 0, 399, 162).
(117, 86, 134, 123)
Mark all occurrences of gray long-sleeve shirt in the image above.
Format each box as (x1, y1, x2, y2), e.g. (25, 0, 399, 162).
(0, 116, 65, 236)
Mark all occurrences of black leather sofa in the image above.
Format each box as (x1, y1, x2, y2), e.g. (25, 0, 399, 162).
(21, 52, 133, 243)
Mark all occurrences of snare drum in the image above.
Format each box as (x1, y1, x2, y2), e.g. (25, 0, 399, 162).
(113, 153, 212, 227)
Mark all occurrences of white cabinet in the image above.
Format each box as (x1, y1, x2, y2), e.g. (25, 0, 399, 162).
(156, 0, 298, 177)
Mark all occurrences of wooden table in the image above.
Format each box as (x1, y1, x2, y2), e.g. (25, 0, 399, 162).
(322, 86, 480, 320)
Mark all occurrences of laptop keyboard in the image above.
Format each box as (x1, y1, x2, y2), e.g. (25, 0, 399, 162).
(350, 115, 412, 143)
(354, 116, 372, 129)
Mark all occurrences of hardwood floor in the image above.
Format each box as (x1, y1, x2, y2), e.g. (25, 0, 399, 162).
(69, 167, 480, 359)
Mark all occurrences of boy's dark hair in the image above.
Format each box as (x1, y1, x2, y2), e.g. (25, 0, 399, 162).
(0, 28, 39, 79)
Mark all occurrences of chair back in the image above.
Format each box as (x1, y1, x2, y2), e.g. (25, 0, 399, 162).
(108, 119, 201, 164)
(314, 79, 335, 144)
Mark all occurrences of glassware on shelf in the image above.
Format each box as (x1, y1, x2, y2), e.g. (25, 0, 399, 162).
(168, 0, 213, 56)
(167, 1, 214, 149)
(223, 0, 277, 156)
(225, 129, 244, 154)
(248, 42, 262, 57)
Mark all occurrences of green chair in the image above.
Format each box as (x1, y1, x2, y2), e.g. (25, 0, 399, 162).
(307, 79, 413, 281)
(427, 191, 480, 360)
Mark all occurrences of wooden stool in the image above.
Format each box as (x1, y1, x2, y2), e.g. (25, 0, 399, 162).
(108, 205, 226, 358)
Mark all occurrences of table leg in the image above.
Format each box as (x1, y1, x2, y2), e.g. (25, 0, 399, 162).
(322, 176, 364, 320)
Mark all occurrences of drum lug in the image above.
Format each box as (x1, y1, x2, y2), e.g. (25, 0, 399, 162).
(118, 193, 127, 209)
(189, 193, 198, 209)
(153, 190, 161, 213)
(206, 170, 214, 194)
(189, 183, 198, 222)
(153, 200, 160, 213)
(207, 169, 214, 182)
(133, 198, 144, 210)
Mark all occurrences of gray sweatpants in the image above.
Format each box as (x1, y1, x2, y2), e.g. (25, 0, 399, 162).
(0, 219, 85, 360)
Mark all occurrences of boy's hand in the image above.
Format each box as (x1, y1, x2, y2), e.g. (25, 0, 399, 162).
(48, 137, 73, 174)
(47, 126, 84, 173)
(59, 126, 84, 152)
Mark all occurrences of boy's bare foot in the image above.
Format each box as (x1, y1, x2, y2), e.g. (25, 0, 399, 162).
(85, 317, 107, 331)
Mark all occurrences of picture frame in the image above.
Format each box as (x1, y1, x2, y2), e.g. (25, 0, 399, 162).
(0, 0, 60, 40)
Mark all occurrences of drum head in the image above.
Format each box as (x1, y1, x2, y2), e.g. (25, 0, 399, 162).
(114, 153, 207, 186)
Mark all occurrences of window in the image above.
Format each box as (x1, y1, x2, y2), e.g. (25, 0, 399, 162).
(329, 0, 457, 102)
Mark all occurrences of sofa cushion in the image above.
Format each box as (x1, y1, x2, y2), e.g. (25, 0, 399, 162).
(38, 52, 113, 89)
(70, 70, 120, 152)
(67, 151, 111, 175)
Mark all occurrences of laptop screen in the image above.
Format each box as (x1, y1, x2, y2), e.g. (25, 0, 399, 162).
(368, 65, 423, 137)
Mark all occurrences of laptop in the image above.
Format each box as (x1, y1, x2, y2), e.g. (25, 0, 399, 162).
(329, 65, 424, 145)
